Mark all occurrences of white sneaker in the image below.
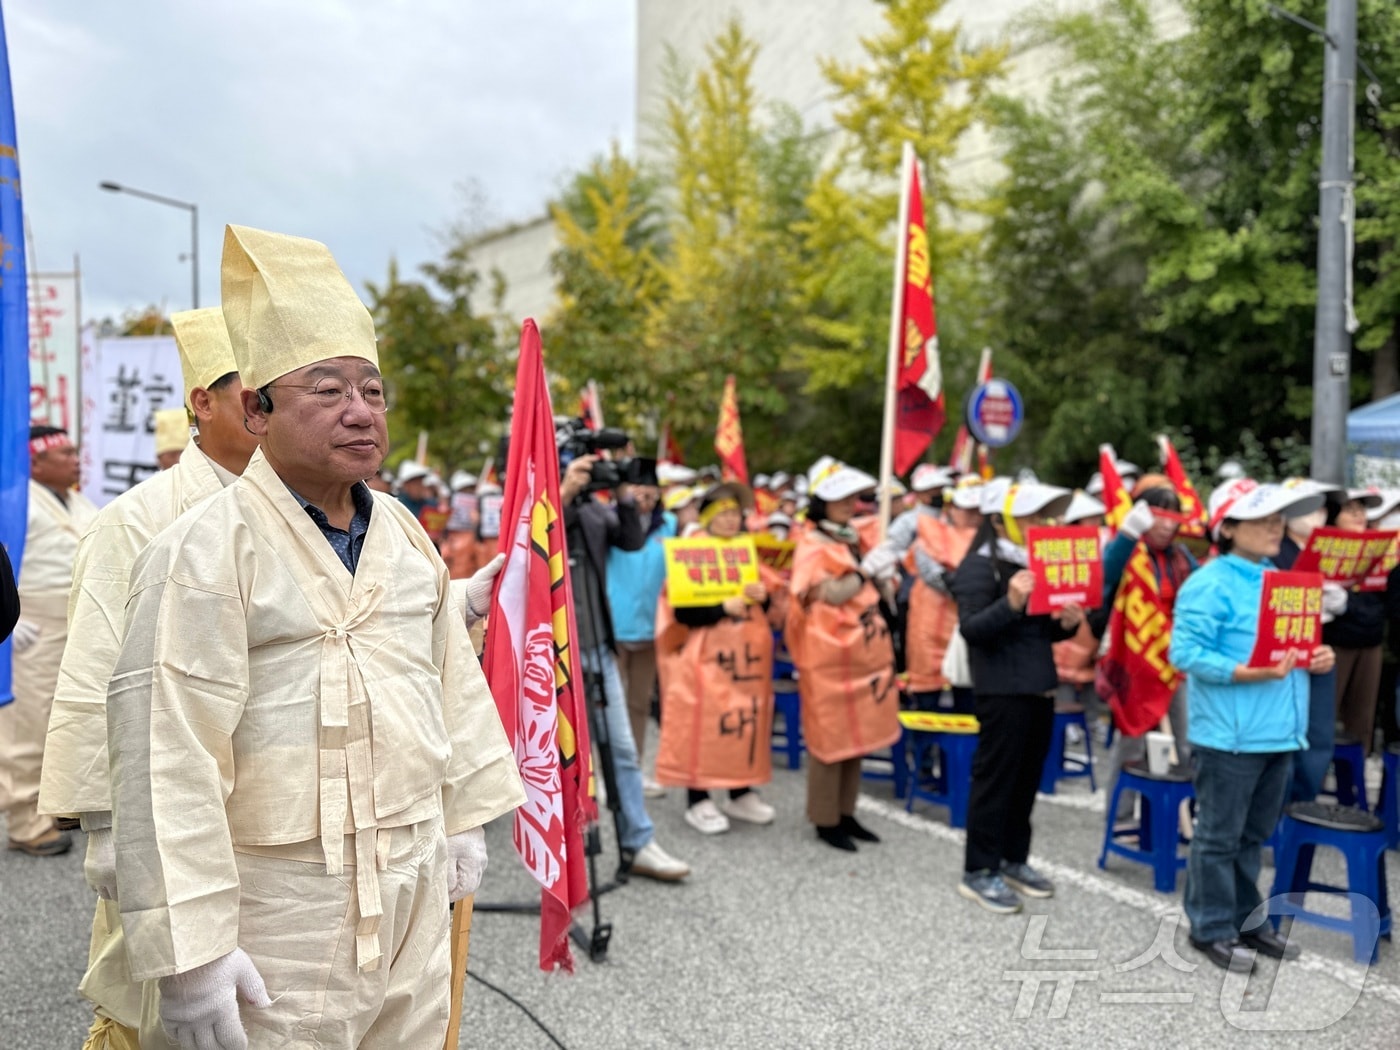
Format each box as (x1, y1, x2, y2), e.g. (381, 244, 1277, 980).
(684, 798, 731, 835)
(721, 791, 775, 825)
(642, 776, 666, 799)
(629, 839, 690, 881)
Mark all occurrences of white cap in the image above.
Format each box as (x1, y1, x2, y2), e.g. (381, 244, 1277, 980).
(753, 473, 772, 489)
(1344, 487, 1384, 510)
(657, 463, 698, 485)
(949, 476, 984, 510)
(807, 455, 837, 487)
(449, 470, 477, 492)
(397, 460, 431, 484)
(1367, 489, 1400, 522)
(1280, 477, 1343, 504)
(1116, 460, 1141, 480)
(1207, 479, 1326, 539)
(663, 485, 701, 511)
(477, 481, 502, 496)
(911, 464, 955, 493)
(1005, 483, 1073, 520)
(769, 471, 791, 491)
(811, 463, 878, 501)
(979, 477, 1012, 515)
(766, 511, 794, 531)
(1085, 471, 1104, 496)
(425, 472, 444, 490)
(1063, 490, 1107, 524)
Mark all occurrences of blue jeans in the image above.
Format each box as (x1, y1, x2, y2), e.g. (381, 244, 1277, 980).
(1185, 746, 1293, 942)
(1288, 668, 1336, 803)
(583, 646, 653, 852)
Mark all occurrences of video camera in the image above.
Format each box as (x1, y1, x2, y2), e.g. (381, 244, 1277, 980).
(555, 417, 658, 494)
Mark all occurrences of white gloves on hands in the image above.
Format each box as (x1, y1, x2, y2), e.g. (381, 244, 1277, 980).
(465, 554, 505, 623)
(84, 828, 118, 900)
(1321, 582, 1349, 624)
(1120, 500, 1156, 541)
(859, 546, 900, 583)
(446, 826, 488, 902)
(10, 618, 39, 653)
(158, 947, 271, 1050)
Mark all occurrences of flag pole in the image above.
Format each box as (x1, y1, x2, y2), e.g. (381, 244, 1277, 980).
(877, 141, 915, 543)
(442, 896, 475, 1050)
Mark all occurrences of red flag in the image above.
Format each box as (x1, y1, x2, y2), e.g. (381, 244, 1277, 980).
(482, 320, 595, 973)
(1156, 435, 1208, 538)
(949, 347, 992, 474)
(1099, 444, 1134, 531)
(657, 420, 684, 466)
(579, 380, 604, 431)
(715, 374, 748, 483)
(893, 159, 946, 475)
(1096, 544, 1183, 736)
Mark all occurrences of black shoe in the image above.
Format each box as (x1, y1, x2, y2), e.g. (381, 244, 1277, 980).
(1241, 926, 1301, 960)
(816, 825, 858, 852)
(1189, 936, 1255, 971)
(839, 814, 880, 843)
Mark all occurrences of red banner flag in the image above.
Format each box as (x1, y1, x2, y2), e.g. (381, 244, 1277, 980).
(482, 320, 595, 973)
(715, 374, 748, 484)
(1099, 444, 1134, 531)
(893, 160, 946, 475)
(1096, 544, 1183, 737)
(657, 419, 684, 466)
(1156, 435, 1207, 538)
(949, 348, 992, 474)
(579, 379, 604, 431)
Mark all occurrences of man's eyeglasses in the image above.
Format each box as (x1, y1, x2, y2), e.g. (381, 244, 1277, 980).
(269, 377, 390, 414)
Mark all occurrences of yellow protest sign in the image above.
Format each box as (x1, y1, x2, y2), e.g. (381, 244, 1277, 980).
(664, 535, 760, 607)
(752, 533, 796, 575)
(898, 710, 979, 734)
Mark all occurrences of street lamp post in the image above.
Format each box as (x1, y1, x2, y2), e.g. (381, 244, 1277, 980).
(98, 181, 199, 309)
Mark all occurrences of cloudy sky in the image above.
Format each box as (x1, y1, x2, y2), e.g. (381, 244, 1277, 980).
(7, 0, 636, 323)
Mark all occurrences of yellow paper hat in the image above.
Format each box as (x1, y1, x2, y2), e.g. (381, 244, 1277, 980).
(153, 408, 191, 455)
(220, 224, 379, 390)
(171, 307, 239, 408)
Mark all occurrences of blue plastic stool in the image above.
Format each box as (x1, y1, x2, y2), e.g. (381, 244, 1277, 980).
(860, 736, 911, 800)
(1269, 801, 1392, 965)
(1039, 702, 1096, 795)
(1376, 743, 1399, 851)
(771, 630, 795, 681)
(771, 682, 803, 770)
(1330, 735, 1369, 811)
(900, 711, 979, 829)
(1098, 761, 1194, 892)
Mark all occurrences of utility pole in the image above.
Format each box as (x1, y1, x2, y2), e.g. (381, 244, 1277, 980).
(1310, 0, 1356, 485)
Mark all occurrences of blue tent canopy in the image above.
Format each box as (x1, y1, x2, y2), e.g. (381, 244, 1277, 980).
(1347, 393, 1400, 484)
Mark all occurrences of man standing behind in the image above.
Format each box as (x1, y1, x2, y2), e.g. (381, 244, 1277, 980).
(108, 225, 524, 1049)
(1, 425, 97, 856)
(41, 306, 257, 1047)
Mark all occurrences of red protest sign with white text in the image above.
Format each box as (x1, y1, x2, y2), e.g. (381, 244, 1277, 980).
(1248, 571, 1323, 668)
(1026, 526, 1103, 616)
(1292, 527, 1396, 588)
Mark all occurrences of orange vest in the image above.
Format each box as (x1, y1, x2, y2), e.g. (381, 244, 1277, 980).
(654, 588, 775, 789)
(440, 531, 479, 580)
(785, 532, 900, 763)
(904, 515, 977, 693)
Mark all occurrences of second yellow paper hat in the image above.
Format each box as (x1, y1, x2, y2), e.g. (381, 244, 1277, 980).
(171, 307, 238, 408)
(220, 224, 379, 390)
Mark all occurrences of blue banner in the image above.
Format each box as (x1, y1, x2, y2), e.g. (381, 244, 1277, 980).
(0, 0, 29, 707)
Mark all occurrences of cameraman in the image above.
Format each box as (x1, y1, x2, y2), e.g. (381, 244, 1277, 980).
(561, 453, 691, 883)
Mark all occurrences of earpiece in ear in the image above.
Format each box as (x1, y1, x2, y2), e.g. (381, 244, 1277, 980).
(257, 389, 273, 412)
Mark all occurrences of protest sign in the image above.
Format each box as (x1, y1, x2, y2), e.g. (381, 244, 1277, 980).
(1026, 525, 1103, 616)
(1248, 571, 1323, 668)
(752, 533, 796, 577)
(664, 535, 760, 607)
(1292, 527, 1396, 588)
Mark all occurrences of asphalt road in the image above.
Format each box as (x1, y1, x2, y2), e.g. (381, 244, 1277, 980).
(3, 744, 1398, 1049)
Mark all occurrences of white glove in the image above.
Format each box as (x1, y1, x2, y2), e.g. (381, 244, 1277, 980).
(1120, 500, 1155, 541)
(446, 826, 488, 902)
(465, 554, 505, 623)
(158, 948, 271, 1050)
(84, 828, 117, 900)
(10, 618, 39, 653)
(1321, 582, 1349, 624)
(859, 546, 900, 583)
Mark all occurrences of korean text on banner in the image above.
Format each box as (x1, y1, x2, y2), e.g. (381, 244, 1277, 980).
(752, 534, 796, 578)
(1026, 525, 1104, 616)
(480, 319, 594, 973)
(664, 536, 760, 607)
(1248, 571, 1324, 668)
(1292, 527, 1396, 589)
(28, 272, 80, 430)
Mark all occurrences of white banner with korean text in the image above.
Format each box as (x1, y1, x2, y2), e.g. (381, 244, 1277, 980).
(29, 271, 81, 431)
(79, 328, 182, 507)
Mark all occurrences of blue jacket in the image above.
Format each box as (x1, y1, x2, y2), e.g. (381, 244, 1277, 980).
(1170, 553, 1308, 754)
(606, 512, 676, 644)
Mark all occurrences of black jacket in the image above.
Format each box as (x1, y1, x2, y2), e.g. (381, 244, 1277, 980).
(563, 496, 645, 649)
(0, 545, 16, 642)
(952, 545, 1075, 698)
(1281, 535, 1386, 650)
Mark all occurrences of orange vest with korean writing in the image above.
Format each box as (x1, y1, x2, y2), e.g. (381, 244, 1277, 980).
(654, 587, 774, 789)
(905, 515, 977, 693)
(785, 531, 900, 763)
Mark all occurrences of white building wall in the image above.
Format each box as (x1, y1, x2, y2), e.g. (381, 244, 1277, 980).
(464, 216, 558, 331)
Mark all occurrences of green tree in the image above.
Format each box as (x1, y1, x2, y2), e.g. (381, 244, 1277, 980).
(366, 254, 513, 472)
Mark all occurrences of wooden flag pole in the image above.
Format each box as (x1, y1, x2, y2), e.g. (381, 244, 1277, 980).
(442, 896, 475, 1050)
(877, 141, 916, 543)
